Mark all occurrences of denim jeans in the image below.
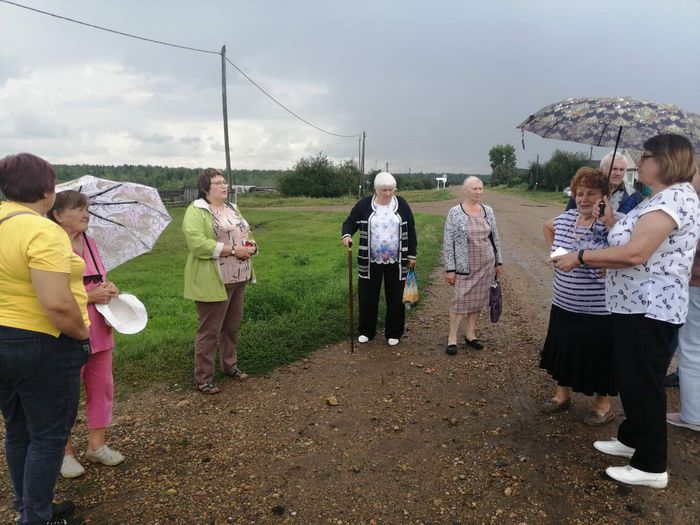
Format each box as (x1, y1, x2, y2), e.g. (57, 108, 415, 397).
(679, 286, 700, 425)
(0, 326, 90, 525)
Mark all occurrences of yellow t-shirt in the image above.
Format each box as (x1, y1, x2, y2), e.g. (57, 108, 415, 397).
(0, 201, 90, 337)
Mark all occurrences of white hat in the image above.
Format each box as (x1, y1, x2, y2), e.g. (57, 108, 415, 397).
(95, 293, 148, 334)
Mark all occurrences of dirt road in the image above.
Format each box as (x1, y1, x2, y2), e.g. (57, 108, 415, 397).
(1, 189, 697, 524)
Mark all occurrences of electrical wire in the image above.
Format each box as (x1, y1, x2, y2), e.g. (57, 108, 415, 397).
(225, 56, 359, 138)
(1, 0, 362, 138)
(0, 0, 219, 55)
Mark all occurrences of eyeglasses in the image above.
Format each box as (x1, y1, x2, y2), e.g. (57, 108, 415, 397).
(210, 181, 228, 186)
(638, 154, 655, 163)
(83, 274, 103, 285)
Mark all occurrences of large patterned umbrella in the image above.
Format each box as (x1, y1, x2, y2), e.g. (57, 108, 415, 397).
(517, 96, 700, 152)
(56, 175, 172, 271)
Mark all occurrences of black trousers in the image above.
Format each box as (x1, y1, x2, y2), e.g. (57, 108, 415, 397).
(612, 313, 678, 473)
(358, 262, 405, 341)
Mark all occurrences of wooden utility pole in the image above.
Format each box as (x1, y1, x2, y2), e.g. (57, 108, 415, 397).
(221, 45, 233, 188)
(361, 131, 366, 173)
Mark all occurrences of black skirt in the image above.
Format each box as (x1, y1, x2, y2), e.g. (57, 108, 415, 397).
(539, 304, 618, 396)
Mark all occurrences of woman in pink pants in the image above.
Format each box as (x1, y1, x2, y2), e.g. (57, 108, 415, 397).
(49, 190, 125, 478)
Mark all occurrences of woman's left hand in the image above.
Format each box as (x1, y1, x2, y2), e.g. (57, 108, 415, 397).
(88, 282, 119, 304)
(407, 259, 416, 269)
(495, 265, 502, 278)
(552, 252, 580, 272)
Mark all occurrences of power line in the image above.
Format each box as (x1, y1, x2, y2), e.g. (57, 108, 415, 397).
(224, 57, 359, 138)
(1, 0, 361, 138)
(0, 0, 219, 55)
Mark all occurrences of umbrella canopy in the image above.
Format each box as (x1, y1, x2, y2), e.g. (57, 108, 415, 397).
(56, 175, 172, 271)
(518, 96, 700, 152)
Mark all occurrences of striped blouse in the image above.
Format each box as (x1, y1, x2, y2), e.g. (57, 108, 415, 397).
(551, 209, 610, 315)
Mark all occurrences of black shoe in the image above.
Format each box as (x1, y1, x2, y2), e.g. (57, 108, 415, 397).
(44, 517, 85, 525)
(53, 501, 76, 520)
(664, 369, 679, 387)
(465, 337, 485, 350)
(445, 344, 458, 355)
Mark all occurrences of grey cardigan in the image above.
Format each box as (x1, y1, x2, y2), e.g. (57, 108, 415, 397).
(443, 203, 503, 274)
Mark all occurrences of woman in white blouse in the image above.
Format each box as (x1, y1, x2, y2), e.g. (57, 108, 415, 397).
(554, 134, 700, 489)
(341, 172, 417, 346)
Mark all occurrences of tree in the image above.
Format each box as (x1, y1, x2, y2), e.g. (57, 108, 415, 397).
(541, 150, 589, 191)
(488, 144, 516, 185)
(278, 153, 358, 197)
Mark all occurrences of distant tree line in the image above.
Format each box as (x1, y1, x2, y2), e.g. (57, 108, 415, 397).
(487, 144, 592, 191)
(53, 164, 287, 190)
(47, 159, 489, 197)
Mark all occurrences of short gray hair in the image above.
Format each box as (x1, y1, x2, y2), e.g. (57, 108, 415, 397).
(463, 175, 483, 187)
(600, 151, 627, 171)
(374, 171, 397, 190)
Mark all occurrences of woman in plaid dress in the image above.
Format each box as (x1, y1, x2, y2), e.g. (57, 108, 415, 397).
(443, 177, 503, 354)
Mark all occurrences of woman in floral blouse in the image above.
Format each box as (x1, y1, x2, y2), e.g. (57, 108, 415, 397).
(554, 134, 700, 489)
(341, 172, 417, 346)
(182, 169, 257, 394)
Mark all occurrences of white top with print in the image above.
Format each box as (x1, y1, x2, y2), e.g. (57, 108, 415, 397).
(370, 201, 400, 264)
(606, 182, 700, 324)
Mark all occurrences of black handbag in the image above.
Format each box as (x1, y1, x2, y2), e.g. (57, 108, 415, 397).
(489, 279, 502, 323)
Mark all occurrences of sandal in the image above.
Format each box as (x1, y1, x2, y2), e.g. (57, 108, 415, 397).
(197, 382, 220, 395)
(226, 368, 249, 381)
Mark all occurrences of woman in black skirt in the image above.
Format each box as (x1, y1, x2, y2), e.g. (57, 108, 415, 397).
(540, 167, 617, 425)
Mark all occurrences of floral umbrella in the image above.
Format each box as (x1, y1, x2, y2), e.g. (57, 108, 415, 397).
(517, 96, 700, 152)
(56, 175, 172, 271)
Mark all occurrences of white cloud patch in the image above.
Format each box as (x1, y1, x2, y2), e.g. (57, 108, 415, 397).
(0, 61, 341, 169)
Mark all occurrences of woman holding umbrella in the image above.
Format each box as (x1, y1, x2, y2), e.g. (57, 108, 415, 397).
(183, 168, 257, 395)
(554, 134, 700, 488)
(342, 172, 417, 346)
(48, 190, 125, 478)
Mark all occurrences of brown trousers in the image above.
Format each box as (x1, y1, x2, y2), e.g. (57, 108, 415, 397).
(194, 282, 246, 385)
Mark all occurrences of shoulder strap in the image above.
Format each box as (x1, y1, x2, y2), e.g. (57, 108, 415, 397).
(82, 233, 103, 280)
(0, 211, 36, 225)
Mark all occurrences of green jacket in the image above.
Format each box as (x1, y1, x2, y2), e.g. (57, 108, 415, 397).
(182, 199, 255, 302)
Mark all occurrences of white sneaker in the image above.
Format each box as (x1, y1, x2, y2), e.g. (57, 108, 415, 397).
(593, 438, 635, 459)
(60, 455, 85, 478)
(387, 338, 399, 346)
(606, 465, 668, 489)
(85, 444, 125, 466)
(358, 335, 369, 343)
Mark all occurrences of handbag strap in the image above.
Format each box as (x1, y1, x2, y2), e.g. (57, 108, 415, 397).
(0, 211, 36, 225)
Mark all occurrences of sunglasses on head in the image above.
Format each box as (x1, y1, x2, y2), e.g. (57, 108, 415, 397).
(83, 274, 103, 285)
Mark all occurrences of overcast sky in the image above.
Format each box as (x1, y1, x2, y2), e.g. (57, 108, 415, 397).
(1, 0, 698, 173)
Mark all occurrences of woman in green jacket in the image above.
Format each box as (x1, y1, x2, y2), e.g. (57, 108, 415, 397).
(183, 168, 257, 394)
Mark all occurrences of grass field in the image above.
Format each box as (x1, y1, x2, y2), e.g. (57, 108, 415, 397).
(235, 188, 453, 207)
(108, 206, 444, 391)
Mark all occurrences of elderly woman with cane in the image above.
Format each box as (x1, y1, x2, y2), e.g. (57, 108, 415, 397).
(341, 172, 417, 346)
(554, 134, 700, 488)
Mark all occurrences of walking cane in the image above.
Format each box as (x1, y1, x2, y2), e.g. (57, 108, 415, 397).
(347, 241, 355, 353)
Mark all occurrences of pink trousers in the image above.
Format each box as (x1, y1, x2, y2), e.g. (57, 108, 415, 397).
(81, 349, 114, 429)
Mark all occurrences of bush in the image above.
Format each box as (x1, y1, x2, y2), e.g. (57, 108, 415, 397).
(278, 154, 359, 197)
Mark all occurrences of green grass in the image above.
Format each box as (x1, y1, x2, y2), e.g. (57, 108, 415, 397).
(489, 183, 567, 205)
(108, 207, 444, 391)
(235, 188, 453, 207)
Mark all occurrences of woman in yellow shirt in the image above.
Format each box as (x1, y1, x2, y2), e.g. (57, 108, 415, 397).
(0, 153, 90, 525)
